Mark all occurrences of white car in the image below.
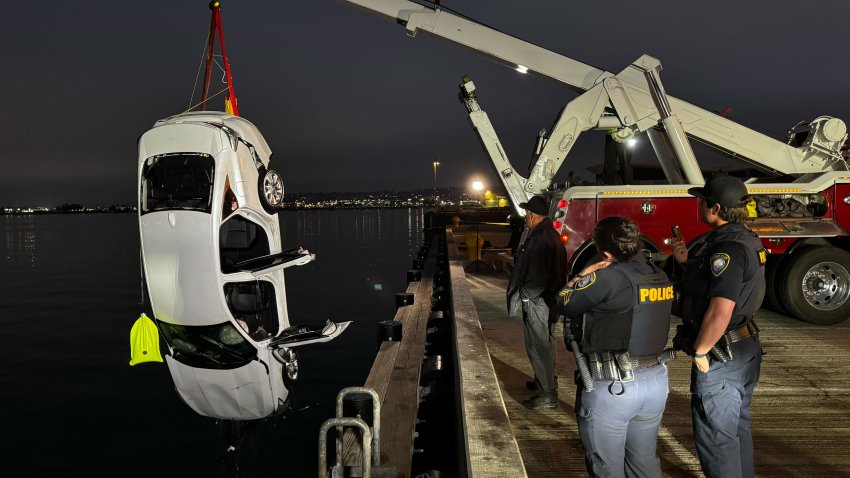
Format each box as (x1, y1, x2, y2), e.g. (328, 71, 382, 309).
(137, 111, 350, 420)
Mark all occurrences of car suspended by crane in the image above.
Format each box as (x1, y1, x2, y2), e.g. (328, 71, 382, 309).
(134, 2, 350, 421)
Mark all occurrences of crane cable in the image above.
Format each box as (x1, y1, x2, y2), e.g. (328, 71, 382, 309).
(186, 29, 230, 114)
(187, 28, 211, 111)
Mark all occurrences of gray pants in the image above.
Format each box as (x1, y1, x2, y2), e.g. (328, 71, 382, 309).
(522, 298, 557, 399)
(691, 337, 762, 478)
(575, 364, 669, 478)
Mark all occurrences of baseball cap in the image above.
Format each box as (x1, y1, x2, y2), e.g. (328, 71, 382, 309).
(519, 195, 549, 215)
(687, 174, 749, 208)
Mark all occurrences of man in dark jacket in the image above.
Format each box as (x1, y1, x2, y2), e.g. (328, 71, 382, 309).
(507, 195, 567, 409)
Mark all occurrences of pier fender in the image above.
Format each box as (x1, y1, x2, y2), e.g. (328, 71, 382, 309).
(377, 320, 403, 346)
(407, 269, 422, 283)
(431, 286, 448, 309)
(396, 292, 415, 308)
(426, 311, 445, 328)
(419, 355, 443, 386)
(343, 393, 375, 428)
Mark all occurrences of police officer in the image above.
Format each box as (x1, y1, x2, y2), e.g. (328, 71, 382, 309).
(671, 174, 765, 478)
(558, 217, 674, 478)
(507, 195, 567, 409)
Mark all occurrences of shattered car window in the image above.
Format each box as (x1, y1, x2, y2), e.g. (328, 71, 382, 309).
(158, 321, 257, 369)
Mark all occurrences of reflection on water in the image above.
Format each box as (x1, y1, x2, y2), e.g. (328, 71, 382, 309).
(286, 208, 423, 253)
(0, 209, 424, 476)
(1, 215, 38, 270)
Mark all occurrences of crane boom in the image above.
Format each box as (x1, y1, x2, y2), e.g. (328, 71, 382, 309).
(343, 0, 848, 199)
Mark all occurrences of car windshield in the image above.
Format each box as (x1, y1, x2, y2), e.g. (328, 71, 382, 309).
(141, 153, 215, 214)
(158, 320, 257, 369)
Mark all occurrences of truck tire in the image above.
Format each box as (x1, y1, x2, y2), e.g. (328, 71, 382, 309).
(763, 255, 787, 314)
(776, 246, 850, 325)
(570, 250, 602, 277)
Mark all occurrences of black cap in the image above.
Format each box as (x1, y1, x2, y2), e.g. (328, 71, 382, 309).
(519, 195, 549, 215)
(687, 174, 749, 208)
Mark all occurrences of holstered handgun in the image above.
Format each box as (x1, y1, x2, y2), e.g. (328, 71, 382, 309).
(709, 335, 734, 364)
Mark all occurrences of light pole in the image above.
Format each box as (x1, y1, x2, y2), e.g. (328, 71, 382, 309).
(472, 180, 484, 207)
(432, 160, 440, 205)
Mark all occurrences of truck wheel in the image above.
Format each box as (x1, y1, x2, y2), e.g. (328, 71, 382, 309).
(259, 168, 284, 209)
(763, 255, 787, 314)
(569, 249, 602, 277)
(777, 246, 850, 325)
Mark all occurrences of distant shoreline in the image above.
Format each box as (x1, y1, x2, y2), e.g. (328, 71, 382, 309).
(0, 206, 436, 216)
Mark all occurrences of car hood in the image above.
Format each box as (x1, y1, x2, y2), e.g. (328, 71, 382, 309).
(165, 355, 281, 420)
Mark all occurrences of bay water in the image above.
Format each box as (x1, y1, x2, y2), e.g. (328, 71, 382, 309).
(0, 209, 424, 476)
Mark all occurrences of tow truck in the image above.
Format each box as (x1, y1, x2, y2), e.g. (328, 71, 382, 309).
(343, 0, 850, 325)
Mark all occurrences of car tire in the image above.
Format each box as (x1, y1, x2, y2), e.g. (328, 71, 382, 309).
(273, 347, 299, 387)
(258, 168, 284, 210)
(776, 246, 850, 325)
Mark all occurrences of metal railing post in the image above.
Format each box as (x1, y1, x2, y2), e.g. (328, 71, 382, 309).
(336, 386, 381, 466)
(318, 417, 372, 478)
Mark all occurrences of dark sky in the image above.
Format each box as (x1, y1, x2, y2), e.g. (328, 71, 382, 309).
(3, 0, 849, 206)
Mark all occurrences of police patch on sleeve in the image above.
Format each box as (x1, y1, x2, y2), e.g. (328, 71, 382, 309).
(710, 253, 731, 277)
(575, 272, 596, 290)
(558, 288, 573, 304)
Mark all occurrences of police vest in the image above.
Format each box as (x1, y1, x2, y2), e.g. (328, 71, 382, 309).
(681, 224, 766, 331)
(579, 259, 673, 357)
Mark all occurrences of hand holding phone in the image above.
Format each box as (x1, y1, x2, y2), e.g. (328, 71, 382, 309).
(672, 225, 684, 242)
(671, 225, 687, 264)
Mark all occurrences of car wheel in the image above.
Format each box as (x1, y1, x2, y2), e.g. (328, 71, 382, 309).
(777, 246, 850, 325)
(273, 347, 299, 386)
(259, 168, 284, 209)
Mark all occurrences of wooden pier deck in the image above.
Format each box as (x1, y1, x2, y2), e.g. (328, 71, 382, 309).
(449, 223, 850, 478)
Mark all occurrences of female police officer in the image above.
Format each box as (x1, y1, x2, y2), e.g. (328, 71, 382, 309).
(671, 174, 765, 478)
(558, 216, 674, 478)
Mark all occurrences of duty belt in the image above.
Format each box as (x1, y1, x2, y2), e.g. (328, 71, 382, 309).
(586, 349, 676, 383)
(629, 351, 676, 370)
(727, 319, 759, 343)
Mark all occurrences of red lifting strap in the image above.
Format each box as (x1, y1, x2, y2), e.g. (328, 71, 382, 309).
(201, 1, 239, 116)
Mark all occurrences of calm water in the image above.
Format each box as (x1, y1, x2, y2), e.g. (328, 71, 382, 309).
(0, 209, 424, 476)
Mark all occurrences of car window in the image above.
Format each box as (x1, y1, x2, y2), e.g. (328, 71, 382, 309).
(141, 153, 215, 214)
(224, 280, 279, 341)
(158, 320, 256, 369)
(220, 215, 271, 274)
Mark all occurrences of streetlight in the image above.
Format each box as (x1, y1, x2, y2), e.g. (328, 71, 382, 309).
(433, 160, 440, 205)
(472, 180, 484, 207)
